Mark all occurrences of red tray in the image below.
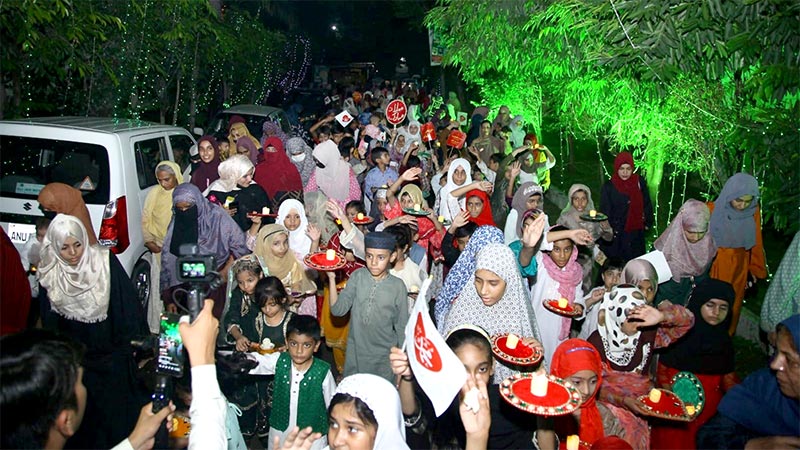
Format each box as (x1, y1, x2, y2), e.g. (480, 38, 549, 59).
(352, 216, 375, 225)
(637, 389, 693, 422)
(304, 252, 346, 271)
(491, 334, 543, 366)
(543, 299, 581, 317)
(499, 373, 582, 416)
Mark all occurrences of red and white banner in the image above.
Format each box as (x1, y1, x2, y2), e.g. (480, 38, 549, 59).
(403, 277, 467, 416)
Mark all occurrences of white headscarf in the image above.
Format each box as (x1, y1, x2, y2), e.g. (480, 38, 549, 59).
(442, 243, 541, 381)
(38, 214, 111, 323)
(596, 284, 647, 367)
(437, 158, 473, 221)
(204, 154, 254, 196)
(334, 374, 409, 450)
(276, 199, 312, 257)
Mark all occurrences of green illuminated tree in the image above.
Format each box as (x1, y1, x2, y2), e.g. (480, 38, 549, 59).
(426, 0, 799, 232)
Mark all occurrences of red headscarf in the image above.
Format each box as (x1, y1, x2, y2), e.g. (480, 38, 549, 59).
(254, 136, 302, 198)
(591, 436, 633, 450)
(551, 339, 605, 445)
(524, 133, 541, 160)
(465, 189, 494, 226)
(610, 152, 644, 232)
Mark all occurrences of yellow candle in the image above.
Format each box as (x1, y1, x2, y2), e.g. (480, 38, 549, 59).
(357, 213, 364, 220)
(566, 435, 580, 450)
(438, 215, 445, 223)
(685, 405, 696, 415)
(326, 249, 336, 261)
(262, 206, 270, 215)
(589, 209, 597, 218)
(505, 333, 520, 349)
(648, 388, 662, 403)
(413, 203, 421, 211)
(530, 372, 548, 397)
(558, 298, 569, 308)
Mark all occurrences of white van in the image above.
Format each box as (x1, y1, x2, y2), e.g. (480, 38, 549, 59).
(0, 117, 196, 308)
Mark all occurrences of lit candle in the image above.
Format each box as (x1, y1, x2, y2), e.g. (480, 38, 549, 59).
(648, 388, 662, 403)
(505, 333, 520, 349)
(685, 405, 696, 415)
(413, 203, 421, 211)
(326, 249, 336, 261)
(558, 298, 569, 309)
(566, 435, 580, 450)
(262, 206, 270, 215)
(438, 215, 445, 223)
(530, 372, 548, 397)
(589, 209, 597, 218)
(357, 213, 364, 220)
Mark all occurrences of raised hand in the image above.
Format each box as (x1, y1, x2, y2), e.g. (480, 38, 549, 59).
(510, 161, 522, 179)
(389, 346, 412, 378)
(627, 304, 664, 328)
(306, 224, 321, 242)
(401, 167, 423, 182)
(569, 228, 594, 246)
(521, 214, 546, 248)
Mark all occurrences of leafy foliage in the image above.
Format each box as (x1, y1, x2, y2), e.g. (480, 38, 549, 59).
(426, 0, 799, 233)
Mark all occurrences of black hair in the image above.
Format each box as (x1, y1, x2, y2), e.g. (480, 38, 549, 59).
(328, 394, 378, 429)
(445, 328, 492, 359)
(346, 200, 366, 215)
(338, 137, 355, 159)
(370, 147, 389, 164)
(406, 155, 421, 168)
(254, 276, 289, 309)
(317, 124, 332, 136)
(489, 153, 504, 165)
(501, 126, 512, 134)
(35, 217, 51, 230)
(602, 257, 626, 274)
(331, 123, 346, 135)
(455, 221, 478, 239)
(384, 224, 412, 252)
(286, 314, 322, 342)
(481, 120, 491, 126)
(1, 330, 85, 449)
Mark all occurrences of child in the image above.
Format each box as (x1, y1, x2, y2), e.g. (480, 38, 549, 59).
(248, 315, 336, 450)
(254, 224, 317, 316)
(530, 225, 585, 366)
(436, 158, 473, 222)
(383, 168, 445, 259)
(364, 147, 399, 207)
(384, 224, 427, 313)
(328, 231, 409, 382)
(222, 256, 273, 444)
(577, 257, 625, 340)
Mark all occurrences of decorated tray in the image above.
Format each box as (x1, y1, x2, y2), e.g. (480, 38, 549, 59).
(249, 343, 278, 355)
(304, 251, 346, 271)
(169, 414, 191, 438)
(543, 299, 581, 317)
(402, 207, 431, 217)
(671, 371, 705, 419)
(579, 211, 608, 222)
(352, 215, 375, 225)
(491, 334, 543, 366)
(637, 389, 693, 422)
(499, 373, 582, 416)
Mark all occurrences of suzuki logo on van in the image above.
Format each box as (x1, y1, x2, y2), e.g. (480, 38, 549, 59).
(23, 202, 32, 211)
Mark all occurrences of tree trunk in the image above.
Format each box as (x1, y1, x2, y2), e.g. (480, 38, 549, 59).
(173, 69, 181, 126)
(188, 35, 200, 129)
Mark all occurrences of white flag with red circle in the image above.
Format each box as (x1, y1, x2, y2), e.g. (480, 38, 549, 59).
(403, 277, 467, 416)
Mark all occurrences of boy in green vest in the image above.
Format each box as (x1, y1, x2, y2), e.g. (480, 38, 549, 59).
(248, 315, 336, 449)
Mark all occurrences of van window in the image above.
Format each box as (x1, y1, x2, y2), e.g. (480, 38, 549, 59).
(134, 137, 168, 189)
(0, 135, 110, 204)
(168, 134, 194, 173)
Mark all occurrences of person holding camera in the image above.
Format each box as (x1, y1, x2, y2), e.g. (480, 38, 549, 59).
(36, 214, 149, 448)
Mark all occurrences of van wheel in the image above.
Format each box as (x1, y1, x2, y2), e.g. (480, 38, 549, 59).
(132, 259, 151, 310)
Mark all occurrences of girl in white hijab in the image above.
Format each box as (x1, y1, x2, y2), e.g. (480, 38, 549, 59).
(436, 158, 473, 222)
(277, 199, 315, 259)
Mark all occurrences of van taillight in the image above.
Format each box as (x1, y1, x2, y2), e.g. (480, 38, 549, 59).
(98, 196, 129, 254)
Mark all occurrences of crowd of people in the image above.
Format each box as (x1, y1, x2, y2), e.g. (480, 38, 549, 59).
(1, 85, 799, 450)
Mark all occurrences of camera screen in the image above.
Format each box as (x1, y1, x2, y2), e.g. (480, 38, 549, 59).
(180, 261, 206, 279)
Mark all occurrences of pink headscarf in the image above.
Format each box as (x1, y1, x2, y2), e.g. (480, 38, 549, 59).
(312, 140, 352, 202)
(542, 227, 582, 340)
(654, 199, 717, 281)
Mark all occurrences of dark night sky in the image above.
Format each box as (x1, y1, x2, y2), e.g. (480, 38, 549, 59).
(244, 0, 433, 76)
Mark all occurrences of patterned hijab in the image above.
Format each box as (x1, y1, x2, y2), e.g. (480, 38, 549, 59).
(654, 199, 717, 281)
(709, 172, 759, 249)
(595, 284, 647, 367)
(285, 137, 316, 185)
(442, 243, 541, 381)
(38, 214, 110, 323)
(435, 225, 504, 328)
